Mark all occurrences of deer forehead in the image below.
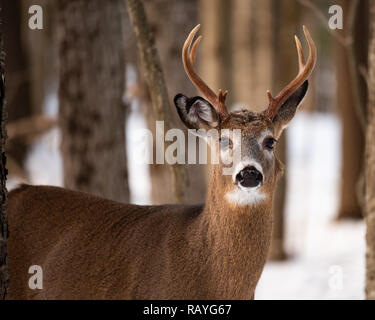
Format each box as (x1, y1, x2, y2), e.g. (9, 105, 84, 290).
(223, 110, 275, 137)
(222, 123, 274, 144)
(240, 127, 273, 143)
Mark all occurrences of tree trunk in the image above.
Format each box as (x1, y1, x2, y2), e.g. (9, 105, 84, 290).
(270, 135, 287, 260)
(232, 0, 274, 112)
(365, 0, 375, 301)
(199, 0, 232, 106)
(269, 1, 301, 261)
(0, 0, 33, 176)
(22, 0, 59, 115)
(336, 0, 367, 220)
(57, 0, 130, 203)
(0, 24, 9, 299)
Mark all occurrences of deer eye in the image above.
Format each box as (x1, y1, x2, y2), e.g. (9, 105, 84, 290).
(264, 137, 276, 150)
(220, 137, 232, 149)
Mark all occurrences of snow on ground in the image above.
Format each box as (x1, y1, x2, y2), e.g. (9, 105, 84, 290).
(25, 128, 63, 187)
(10, 109, 365, 300)
(125, 100, 151, 204)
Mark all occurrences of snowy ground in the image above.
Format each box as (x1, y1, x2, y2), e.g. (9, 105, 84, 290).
(9, 110, 365, 300)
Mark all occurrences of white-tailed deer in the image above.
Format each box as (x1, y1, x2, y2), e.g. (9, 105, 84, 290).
(7, 25, 316, 299)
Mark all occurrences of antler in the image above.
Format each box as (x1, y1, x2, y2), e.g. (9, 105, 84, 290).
(182, 24, 229, 120)
(265, 26, 317, 120)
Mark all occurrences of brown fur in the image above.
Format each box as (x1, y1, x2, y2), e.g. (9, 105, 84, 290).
(7, 110, 289, 300)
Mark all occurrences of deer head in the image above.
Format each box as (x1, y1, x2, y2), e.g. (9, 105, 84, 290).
(174, 24, 316, 207)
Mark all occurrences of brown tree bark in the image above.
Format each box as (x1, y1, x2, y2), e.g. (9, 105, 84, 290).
(0, 25, 9, 299)
(199, 0, 232, 106)
(336, 0, 368, 220)
(232, 0, 274, 112)
(365, 0, 375, 300)
(57, 0, 130, 203)
(0, 0, 33, 175)
(126, 0, 190, 204)
(269, 1, 301, 261)
(22, 0, 59, 115)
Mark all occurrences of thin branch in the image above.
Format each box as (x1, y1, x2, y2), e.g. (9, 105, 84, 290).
(7, 115, 57, 141)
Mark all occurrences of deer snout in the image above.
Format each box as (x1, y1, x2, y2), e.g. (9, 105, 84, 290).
(235, 166, 263, 188)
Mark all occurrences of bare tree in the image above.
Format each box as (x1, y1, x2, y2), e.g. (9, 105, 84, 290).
(57, 0, 130, 203)
(0, 25, 9, 299)
(335, 0, 368, 219)
(365, 0, 375, 301)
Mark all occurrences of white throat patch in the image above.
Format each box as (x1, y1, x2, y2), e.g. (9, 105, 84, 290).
(225, 185, 266, 206)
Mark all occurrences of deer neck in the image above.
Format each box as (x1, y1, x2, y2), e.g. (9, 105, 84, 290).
(197, 164, 274, 296)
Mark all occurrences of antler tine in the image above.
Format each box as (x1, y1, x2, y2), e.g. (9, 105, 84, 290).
(294, 35, 305, 71)
(218, 89, 228, 103)
(190, 35, 201, 65)
(182, 24, 229, 120)
(265, 26, 317, 119)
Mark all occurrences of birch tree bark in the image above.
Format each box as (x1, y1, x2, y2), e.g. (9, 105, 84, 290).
(57, 0, 130, 203)
(365, 0, 375, 300)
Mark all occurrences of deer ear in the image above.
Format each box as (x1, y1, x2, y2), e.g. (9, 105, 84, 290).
(272, 80, 308, 136)
(174, 94, 219, 129)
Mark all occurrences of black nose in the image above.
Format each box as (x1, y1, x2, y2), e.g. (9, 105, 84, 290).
(235, 166, 263, 188)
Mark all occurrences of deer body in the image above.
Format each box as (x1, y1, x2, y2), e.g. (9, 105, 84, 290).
(8, 177, 272, 299)
(7, 25, 316, 299)
(9, 178, 271, 299)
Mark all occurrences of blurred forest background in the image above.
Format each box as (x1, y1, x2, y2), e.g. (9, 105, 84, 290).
(1, 0, 375, 299)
